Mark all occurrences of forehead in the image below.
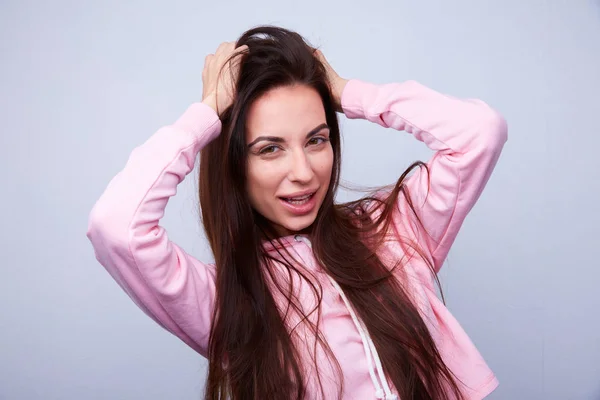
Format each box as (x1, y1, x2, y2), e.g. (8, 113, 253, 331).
(245, 84, 326, 141)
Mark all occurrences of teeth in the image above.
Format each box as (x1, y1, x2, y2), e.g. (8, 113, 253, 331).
(289, 194, 311, 201)
(284, 193, 313, 205)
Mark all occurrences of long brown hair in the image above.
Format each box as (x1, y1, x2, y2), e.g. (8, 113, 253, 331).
(199, 26, 464, 400)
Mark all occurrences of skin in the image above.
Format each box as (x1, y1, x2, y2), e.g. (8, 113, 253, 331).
(245, 84, 333, 236)
(201, 43, 349, 236)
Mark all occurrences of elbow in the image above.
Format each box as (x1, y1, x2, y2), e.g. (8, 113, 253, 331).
(86, 202, 101, 240)
(472, 100, 508, 153)
(86, 207, 105, 245)
(86, 206, 111, 252)
(86, 199, 130, 249)
(487, 108, 508, 146)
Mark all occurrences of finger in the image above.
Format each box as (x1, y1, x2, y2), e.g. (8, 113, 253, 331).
(216, 41, 234, 58)
(234, 44, 248, 54)
(223, 46, 245, 85)
(227, 44, 247, 67)
(217, 44, 245, 73)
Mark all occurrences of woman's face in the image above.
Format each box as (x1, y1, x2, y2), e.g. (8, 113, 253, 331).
(245, 84, 334, 237)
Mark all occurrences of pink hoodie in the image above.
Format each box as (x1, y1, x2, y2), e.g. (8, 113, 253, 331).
(86, 79, 507, 399)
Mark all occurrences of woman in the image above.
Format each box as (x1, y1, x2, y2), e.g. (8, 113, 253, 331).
(87, 26, 507, 400)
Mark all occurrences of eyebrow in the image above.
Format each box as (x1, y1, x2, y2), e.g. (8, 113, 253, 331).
(247, 123, 329, 148)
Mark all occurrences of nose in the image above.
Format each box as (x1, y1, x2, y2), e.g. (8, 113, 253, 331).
(287, 149, 314, 183)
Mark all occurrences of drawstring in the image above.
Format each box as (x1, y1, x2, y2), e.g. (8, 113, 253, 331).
(327, 276, 392, 400)
(294, 236, 397, 400)
(362, 320, 397, 400)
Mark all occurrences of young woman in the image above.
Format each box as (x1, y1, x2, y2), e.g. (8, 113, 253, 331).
(87, 26, 507, 400)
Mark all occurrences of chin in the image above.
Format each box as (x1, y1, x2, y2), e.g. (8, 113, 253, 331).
(285, 219, 315, 233)
(278, 214, 318, 235)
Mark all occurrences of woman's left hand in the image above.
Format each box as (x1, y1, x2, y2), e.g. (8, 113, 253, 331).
(314, 49, 349, 112)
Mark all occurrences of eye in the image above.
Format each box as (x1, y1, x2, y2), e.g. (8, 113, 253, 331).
(307, 136, 328, 146)
(259, 145, 280, 155)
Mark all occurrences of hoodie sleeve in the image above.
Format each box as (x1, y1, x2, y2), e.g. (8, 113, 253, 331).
(341, 79, 507, 272)
(86, 102, 221, 356)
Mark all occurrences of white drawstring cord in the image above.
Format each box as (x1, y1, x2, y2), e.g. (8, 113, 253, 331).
(294, 235, 396, 400)
(361, 320, 397, 400)
(332, 277, 396, 400)
(326, 275, 385, 399)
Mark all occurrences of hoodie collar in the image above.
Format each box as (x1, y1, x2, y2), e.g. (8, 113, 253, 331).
(261, 233, 311, 253)
(261, 233, 398, 399)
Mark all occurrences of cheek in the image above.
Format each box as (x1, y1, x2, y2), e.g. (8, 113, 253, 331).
(246, 160, 283, 201)
(313, 148, 334, 180)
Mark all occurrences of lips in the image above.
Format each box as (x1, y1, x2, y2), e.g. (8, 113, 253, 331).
(278, 190, 318, 215)
(281, 192, 314, 204)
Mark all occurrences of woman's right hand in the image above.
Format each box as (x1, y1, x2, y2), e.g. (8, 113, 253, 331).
(201, 42, 248, 116)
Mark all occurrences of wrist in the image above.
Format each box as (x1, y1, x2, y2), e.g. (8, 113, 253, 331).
(334, 78, 349, 112)
(201, 93, 218, 115)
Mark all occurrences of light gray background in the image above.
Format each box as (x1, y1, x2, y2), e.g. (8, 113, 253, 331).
(1, 1, 599, 399)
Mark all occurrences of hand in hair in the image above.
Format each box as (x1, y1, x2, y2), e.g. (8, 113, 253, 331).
(201, 42, 248, 116)
(314, 49, 349, 112)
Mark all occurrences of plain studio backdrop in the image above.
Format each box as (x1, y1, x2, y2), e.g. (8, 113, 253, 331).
(1, 1, 599, 399)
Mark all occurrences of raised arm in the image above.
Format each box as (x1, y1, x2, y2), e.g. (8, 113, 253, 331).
(86, 42, 247, 355)
(87, 103, 221, 355)
(340, 79, 507, 272)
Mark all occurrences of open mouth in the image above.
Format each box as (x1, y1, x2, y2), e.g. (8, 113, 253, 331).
(280, 192, 315, 205)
